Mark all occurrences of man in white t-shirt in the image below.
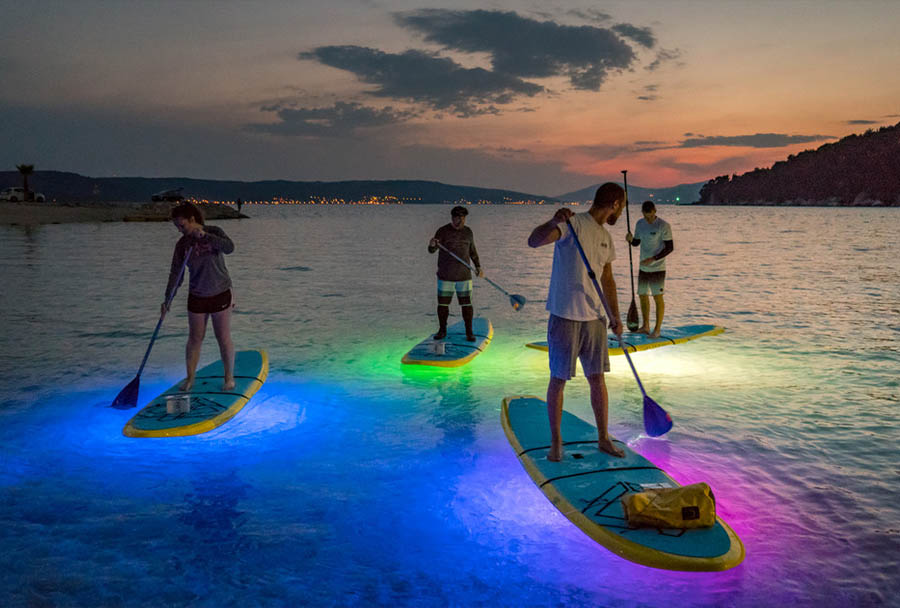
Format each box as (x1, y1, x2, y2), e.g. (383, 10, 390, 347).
(528, 183, 626, 461)
(626, 201, 674, 338)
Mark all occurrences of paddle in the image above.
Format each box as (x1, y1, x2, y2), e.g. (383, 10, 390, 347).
(111, 246, 194, 409)
(564, 219, 673, 437)
(622, 170, 640, 332)
(437, 243, 526, 311)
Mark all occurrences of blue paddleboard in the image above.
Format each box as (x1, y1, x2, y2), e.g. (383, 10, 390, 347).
(526, 324, 724, 353)
(123, 349, 268, 437)
(501, 395, 744, 571)
(402, 318, 492, 367)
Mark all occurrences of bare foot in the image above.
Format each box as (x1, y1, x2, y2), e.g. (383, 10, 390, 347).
(598, 438, 625, 458)
(547, 444, 564, 462)
(649, 330, 661, 338)
(633, 327, 649, 334)
(179, 378, 194, 391)
(222, 378, 236, 391)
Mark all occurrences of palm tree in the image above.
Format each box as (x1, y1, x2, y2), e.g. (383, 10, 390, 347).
(16, 164, 34, 201)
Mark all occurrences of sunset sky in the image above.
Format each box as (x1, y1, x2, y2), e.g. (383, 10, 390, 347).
(2, 0, 898, 195)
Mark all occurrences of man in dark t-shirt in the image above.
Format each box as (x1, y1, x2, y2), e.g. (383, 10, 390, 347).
(427, 206, 484, 341)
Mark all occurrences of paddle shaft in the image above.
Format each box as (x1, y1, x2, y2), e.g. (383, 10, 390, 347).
(437, 243, 511, 297)
(622, 170, 637, 301)
(564, 219, 649, 398)
(134, 246, 193, 378)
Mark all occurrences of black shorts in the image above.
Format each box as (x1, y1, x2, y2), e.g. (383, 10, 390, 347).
(187, 289, 233, 314)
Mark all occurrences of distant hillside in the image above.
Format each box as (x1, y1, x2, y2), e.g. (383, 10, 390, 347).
(0, 171, 558, 204)
(697, 122, 900, 206)
(557, 181, 705, 205)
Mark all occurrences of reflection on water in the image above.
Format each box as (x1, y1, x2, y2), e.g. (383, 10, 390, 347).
(0, 206, 898, 607)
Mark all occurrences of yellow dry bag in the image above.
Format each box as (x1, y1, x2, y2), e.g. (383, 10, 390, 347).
(621, 482, 717, 529)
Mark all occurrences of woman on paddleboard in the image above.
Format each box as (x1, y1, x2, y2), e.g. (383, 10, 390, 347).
(163, 202, 236, 391)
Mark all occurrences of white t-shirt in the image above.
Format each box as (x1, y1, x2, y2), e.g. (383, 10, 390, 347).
(546, 212, 616, 322)
(633, 217, 672, 272)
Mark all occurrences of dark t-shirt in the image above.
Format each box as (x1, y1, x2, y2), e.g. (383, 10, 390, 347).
(429, 224, 481, 281)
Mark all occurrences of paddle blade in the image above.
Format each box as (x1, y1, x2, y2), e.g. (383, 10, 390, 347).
(111, 375, 140, 409)
(643, 395, 673, 437)
(626, 300, 640, 331)
(510, 294, 526, 311)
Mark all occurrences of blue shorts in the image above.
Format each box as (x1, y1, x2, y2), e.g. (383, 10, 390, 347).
(638, 270, 666, 296)
(547, 314, 610, 380)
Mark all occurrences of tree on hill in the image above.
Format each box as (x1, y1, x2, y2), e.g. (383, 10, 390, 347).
(16, 164, 35, 201)
(697, 122, 900, 206)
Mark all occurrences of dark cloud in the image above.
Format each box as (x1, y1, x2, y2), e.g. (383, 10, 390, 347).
(653, 154, 760, 176)
(393, 9, 637, 90)
(846, 119, 878, 125)
(567, 9, 613, 23)
(612, 23, 655, 48)
(249, 101, 416, 137)
(646, 48, 681, 72)
(300, 45, 542, 117)
(678, 133, 834, 148)
(637, 84, 659, 101)
(574, 143, 635, 157)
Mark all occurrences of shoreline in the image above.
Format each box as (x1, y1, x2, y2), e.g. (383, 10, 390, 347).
(0, 201, 245, 226)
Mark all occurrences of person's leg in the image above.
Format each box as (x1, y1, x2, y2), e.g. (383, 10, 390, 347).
(650, 294, 665, 338)
(546, 377, 567, 462)
(638, 294, 651, 334)
(435, 304, 450, 339)
(435, 279, 453, 339)
(461, 305, 475, 340)
(211, 306, 235, 391)
(636, 271, 651, 333)
(457, 280, 475, 340)
(546, 314, 577, 462)
(183, 311, 207, 391)
(580, 318, 623, 457)
(586, 373, 624, 457)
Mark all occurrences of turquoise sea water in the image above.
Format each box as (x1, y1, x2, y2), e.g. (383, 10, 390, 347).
(1, 205, 898, 607)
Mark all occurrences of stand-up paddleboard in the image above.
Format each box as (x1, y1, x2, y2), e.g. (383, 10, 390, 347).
(501, 395, 744, 571)
(123, 349, 268, 438)
(526, 324, 724, 354)
(402, 318, 492, 367)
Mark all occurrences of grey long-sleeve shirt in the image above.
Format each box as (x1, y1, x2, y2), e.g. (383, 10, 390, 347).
(165, 225, 234, 300)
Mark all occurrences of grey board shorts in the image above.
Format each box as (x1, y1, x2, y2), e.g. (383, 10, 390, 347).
(547, 314, 610, 380)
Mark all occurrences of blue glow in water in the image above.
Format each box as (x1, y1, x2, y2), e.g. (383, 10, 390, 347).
(1, 206, 898, 607)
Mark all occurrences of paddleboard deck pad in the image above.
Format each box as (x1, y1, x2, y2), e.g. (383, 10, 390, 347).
(402, 318, 492, 367)
(501, 396, 744, 571)
(123, 349, 269, 438)
(525, 324, 724, 354)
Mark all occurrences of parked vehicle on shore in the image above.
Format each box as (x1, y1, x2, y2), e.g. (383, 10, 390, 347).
(0, 187, 45, 202)
(151, 187, 185, 202)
